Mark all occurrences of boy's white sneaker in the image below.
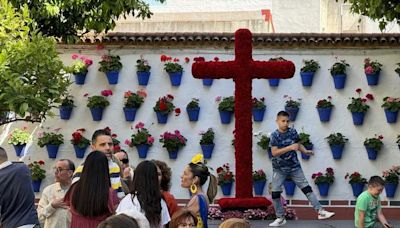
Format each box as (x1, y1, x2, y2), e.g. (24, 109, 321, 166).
(318, 209, 335, 219)
(269, 217, 287, 226)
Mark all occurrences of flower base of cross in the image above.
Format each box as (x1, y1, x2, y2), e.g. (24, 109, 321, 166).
(218, 197, 271, 210)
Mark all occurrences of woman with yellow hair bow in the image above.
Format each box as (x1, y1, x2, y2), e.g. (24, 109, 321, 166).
(180, 154, 217, 228)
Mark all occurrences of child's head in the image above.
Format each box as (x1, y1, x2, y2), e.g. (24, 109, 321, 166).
(276, 111, 290, 131)
(98, 214, 140, 228)
(219, 218, 251, 228)
(169, 209, 197, 228)
(367, 176, 385, 197)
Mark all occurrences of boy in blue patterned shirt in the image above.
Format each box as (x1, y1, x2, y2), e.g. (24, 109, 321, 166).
(268, 111, 335, 226)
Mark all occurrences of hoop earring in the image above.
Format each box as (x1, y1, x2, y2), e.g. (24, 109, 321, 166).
(190, 184, 198, 194)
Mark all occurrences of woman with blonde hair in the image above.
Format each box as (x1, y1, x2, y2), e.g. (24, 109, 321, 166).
(218, 218, 250, 228)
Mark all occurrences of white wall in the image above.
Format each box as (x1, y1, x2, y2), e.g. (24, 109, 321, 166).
(1, 47, 399, 201)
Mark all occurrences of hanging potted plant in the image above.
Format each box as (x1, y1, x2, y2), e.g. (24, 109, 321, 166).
(255, 132, 272, 159)
(186, 98, 200, 122)
(199, 128, 215, 159)
(7, 127, 31, 157)
(299, 131, 313, 160)
(364, 135, 384, 160)
(98, 54, 123, 85)
(382, 166, 400, 198)
(159, 130, 187, 159)
(136, 56, 151, 86)
(311, 167, 335, 197)
(395, 63, 400, 77)
(127, 122, 154, 158)
(284, 95, 301, 121)
(325, 132, 348, 160)
(123, 90, 146, 122)
(194, 56, 215, 86)
(345, 172, 367, 197)
(252, 97, 266, 122)
(364, 58, 382, 86)
(300, 59, 320, 87)
(381, 96, 400, 123)
(267, 57, 287, 87)
(347, 88, 373, 125)
(153, 94, 176, 124)
(85, 90, 112, 121)
(217, 163, 235, 196)
(70, 128, 91, 158)
(37, 129, 64, 158)
(66, 54, 93, 85)
(329, 59, 350, 89)
(216, 96, 234, 124)
(161, 55, 184, 86)
(59, 94, 75, 120)
(253, 169, 267, 195)
(28, 160, 46, 192)
(316, 96, 334, 122)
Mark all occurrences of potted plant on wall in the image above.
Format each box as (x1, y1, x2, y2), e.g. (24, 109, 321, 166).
(216, 96, 234, 124)
(217, 163, 235, 196)
(284, 177, 296, 196)
(253, 169, 267, 195)
(345, 171, 368, 197)
(255, 132, 272, 159)
(67, 54, 93, 85)
(267, 57, 287, 87)
(284, 95, 301, 121)
(136, 57, 151, 86)
(186, 98, 200, 122)
(316, 96, 334, 122)
(123, 90, 146, 122)
(153, 94, 175, 124)
(364, 58, 382, 86)
(364, 135, 384, 160)
(329, 59, 350, 89)
(37, 129, 64, 158)
(325, 132, 348, 159)
(382, 165, 399, 198)
(161, 55, 184, 86)
(159, 130, 187, 159)
(381, 96, 400, 123)
(312, 167, 335, 197)
(28, 160, 46, 192)
(252, 97, 266, 122)
(86, 90, 112, 121)
(299, 131, 313, 160)
(59, 94, 75, 120)
(98, 54, 123, 85)
(347, 88, 373, 125)
(128, 122, 154, 158)
(199, 128, 215, 159)
(300, 59, 320, 86)
(70, 128, 91, 158)
(395, 63, 400, 77)
(7, 127, 31, 157)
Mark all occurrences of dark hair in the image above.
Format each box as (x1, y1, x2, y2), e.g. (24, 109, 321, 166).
(277, 111, 289, 117)
(188, 162, 218, 203)
(92, 129, 111, 144)
(0, 147, 7, 161)
(70, 151, 111, 217)
(59, 159, 75, 171)
(130, 160, 161, 227)
(98, 214, 139, 228)
(169, 209, 198, 228)
(152, 160, 172, 191)
(368, 176, 385, 187)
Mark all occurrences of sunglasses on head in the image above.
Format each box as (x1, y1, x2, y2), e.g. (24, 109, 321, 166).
(120, 158, 129, 164)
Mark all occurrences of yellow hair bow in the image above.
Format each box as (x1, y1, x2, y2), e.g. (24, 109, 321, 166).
(191, 154, 203, 164)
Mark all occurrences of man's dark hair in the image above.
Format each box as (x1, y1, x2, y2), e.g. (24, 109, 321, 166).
(277, 111, 289, 117)
(60, 159, 75, 171)
(368, 176, 385, 187)
(91, 129, 111, 144)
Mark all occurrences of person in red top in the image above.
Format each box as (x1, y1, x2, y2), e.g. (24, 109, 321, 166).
(64, 151, 119, 228)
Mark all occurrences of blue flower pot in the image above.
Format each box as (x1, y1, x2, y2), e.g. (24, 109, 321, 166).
(301, 144, 313, 160)
(284, 106, 299, 121)
(137, 71, 150, 86)
(385, 183, 398, 198)
(90, 107, 104, 121)
(351, 112, 365, 125)
(202, 78, 213, 86)
(201, 144, 215, 159)
(156, 112, 169, 124)
(252, 108, 266, 122)
(168, 150, 179, 159)
(59, 106, 73, 120)
(267, 148, 273, 159)
(253, 180, 266, 195)
(384, 109, 398, 123)
(317, 183, 330, 197)
(186, 107, 200, 122)
(168, 72, 183, 86)
(123, 107, 138, 122)
(268, 78, 280, 87)
(351, 183, 365, 197)
(74, 72, 87, 85)
(73, 145, 87, 158)
(219, 110, 233, 124)
(221, 182, 233, 196)
(365, 147, 378, 160)
(136, 144, 149, 158)
(32, 179, 42, 192)
(300, 72, 315, 87)
(13, 144, 26, 157)
(332, 74, 346, 89)
(317, 107, 332, 122)
(105, 71, 120, 85)
(45, 144, 59, 159)
(366, 72, 380, 86)
(284, 180, 296, 196)
(330, 144, 344, 160)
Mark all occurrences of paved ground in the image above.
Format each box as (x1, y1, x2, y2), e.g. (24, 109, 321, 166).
(208, 220, 400, 227)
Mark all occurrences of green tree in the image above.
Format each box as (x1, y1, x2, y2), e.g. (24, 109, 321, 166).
(9, 0, 165, 42)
